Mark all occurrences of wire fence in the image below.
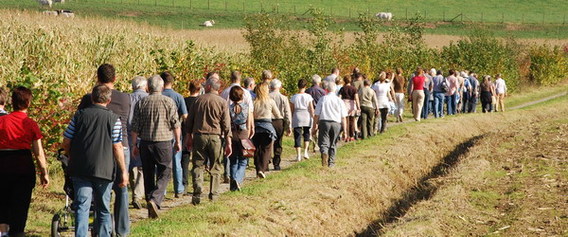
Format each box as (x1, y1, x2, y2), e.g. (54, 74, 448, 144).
(65, 0, 568, 24)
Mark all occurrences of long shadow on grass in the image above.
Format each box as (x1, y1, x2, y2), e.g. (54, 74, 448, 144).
(356, 135, 485, 236)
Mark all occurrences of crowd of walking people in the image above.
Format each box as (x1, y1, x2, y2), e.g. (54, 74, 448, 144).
(0, 64, 507, 236)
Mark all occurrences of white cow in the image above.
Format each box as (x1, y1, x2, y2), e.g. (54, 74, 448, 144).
(376, 12, 393, 21)
(201, 20, 215, 27)
(37, 0, 53, 8)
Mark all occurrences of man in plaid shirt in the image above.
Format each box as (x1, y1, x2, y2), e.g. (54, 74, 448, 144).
(131, 75, 181, 219)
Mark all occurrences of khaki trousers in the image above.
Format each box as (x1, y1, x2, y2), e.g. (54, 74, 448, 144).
(412, 90, 425, 121)
(191, 134, 223, 200)
(496, 93, 505, 112)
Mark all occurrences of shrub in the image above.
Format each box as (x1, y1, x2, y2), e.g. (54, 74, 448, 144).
(527, 45, 568, 86)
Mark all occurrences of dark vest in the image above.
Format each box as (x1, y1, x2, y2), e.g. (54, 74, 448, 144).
(68, 104, 119, 181)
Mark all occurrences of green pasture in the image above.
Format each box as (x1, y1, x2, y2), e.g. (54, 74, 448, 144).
(2, 0, 568, 38)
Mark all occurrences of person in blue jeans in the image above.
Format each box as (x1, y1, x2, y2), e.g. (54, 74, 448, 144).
(432, 70, 445, 118)
(160, 72, 188, 198)
(64, 85, 128, 237)
(77, 64, 131, 236)
(227, 86, 253, 191)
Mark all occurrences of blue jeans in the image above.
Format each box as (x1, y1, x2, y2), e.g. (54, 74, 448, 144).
(434, 92, 445, 118)
(421, 90, 431, 119)
(72, 177, 113, 237)
(113, 147, 130, 236)
(172, 140, 184, 194)
(446, 94, 457, 115)
(229, 155, 248, 184)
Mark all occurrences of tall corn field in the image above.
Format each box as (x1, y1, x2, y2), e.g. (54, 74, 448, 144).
(0, 10, 236, 154)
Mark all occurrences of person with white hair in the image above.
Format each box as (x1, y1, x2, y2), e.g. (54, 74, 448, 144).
(128, 76, 148, 210)
(131, 75, 182, 218)
(313, 82, 347, 167)
(289, 79, 315, 161)
(269, 79, 292, 169)
(305, 74, 326, 106)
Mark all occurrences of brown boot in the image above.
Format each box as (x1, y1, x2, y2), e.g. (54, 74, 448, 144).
(321, 154, 329, 167)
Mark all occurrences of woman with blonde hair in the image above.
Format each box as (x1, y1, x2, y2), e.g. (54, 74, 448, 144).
(252, 83, 281, 178)
(372, 72, 395, 133)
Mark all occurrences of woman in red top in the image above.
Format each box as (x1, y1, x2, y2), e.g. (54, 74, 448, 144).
(0, 86, 49, 237)
(409, 68, 426, 121)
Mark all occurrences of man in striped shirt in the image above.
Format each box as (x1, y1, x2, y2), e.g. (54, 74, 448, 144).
(63, 85, 128, 237)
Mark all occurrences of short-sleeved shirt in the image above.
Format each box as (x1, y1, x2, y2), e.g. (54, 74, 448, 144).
(305, 85, 326, 105)
(64, 117, 122, 144)
(446, 75, 458, 96)
(371, 82, 392, 109)
(78, 89, 130, 147)
(393, 75, 406, 93)
(162, 88, 188, 117)
(221, 83, 254, 112)
(0, 111, 43, 150)
(290, 93, 314, 127)
(315, 93, 348, 123)
(339, 85, 357, 100)
(495, 78, 507, 94)
(412, 76, 426, 91)
(432, 75, 445, 93)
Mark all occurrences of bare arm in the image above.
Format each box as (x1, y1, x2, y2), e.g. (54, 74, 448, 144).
(113, 143, 128, 188)
(32, 139, 49, 188)
(173, 127, 182, 152)
(354, 94, 360, 111)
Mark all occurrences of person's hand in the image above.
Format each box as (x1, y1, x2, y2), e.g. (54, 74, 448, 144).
(185, 135, 193, 151)
(224, 143, 233, 157)
(174, 140, 182, 153)
(119, 172, 129, 188)
(249, 131, 255, 139)
(341, 132, 348, 141)
(132, 146, 139, 157)
(286, 127, 292, 136)
(40, 172, 50, 188)
(375, 109, 379, 116)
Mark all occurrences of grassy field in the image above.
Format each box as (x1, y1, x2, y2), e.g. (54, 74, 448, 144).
(2, 0, 568, 38)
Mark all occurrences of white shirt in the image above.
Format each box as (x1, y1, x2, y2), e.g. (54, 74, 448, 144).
(371, 81, 391, 109)
(220, 83, 254, 112)
(315, 93, 348, 123)
(494, 78, 507, 94)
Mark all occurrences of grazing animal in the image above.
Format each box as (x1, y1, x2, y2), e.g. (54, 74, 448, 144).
(37, 0, 53, 8)
(375, 12, 393, 21)
(201, 20, 215, 27)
